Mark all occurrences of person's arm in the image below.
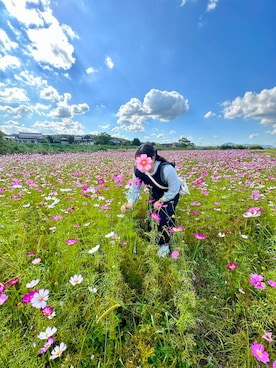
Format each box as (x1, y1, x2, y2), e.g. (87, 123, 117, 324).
(121, 176, 142, 212)
(160, 164, 180, 202)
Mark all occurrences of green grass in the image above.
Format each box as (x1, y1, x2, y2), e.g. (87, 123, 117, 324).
(0, 149, 275, 367)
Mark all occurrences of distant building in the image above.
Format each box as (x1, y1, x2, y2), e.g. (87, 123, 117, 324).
(110, 138, 121, 145)
(17, 132, 44, 143)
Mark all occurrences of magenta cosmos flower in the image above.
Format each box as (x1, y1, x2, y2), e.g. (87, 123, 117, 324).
(135, 154, 153, 172)
(262, 331, 273, 343)
(250, 273, 266, 290)
(194, 232, 206, 239)
(65, 238, 78, 245)
(0, 294, 8, 305)
(251, 341, 270, 363)
(150, 212, 161, 223)
(267, 280, 276, 288)
(168, 225, 185, 233)
(21, 289, 39, 303)
(227, 262, 237, 271)
(171, 251, 180, 259)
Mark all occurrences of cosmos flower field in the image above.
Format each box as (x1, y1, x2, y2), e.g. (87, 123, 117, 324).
(0, 149, 275, 367)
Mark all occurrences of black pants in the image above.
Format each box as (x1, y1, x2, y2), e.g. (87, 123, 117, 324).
(148, 193, 179, 245)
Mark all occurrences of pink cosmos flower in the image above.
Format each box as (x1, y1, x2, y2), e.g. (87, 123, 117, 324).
(251, 341, 270, 363)
(27, 252, 35, 257)
(51, 215, 63, 220)
(273, 361, 276, 368)
(171, 251, 180, 259)
(0, 283, 6, 293)
(262, 331, 273, 343)
(168, 226, 184, 233)
(21, 290, 39, 303)
(42, 306, 55, 318)
(243, 207, 263, 218)
(7, 277, 19, 286)
(0, 294, 8, 305)
(194, 232, 206, 239)
(38, 336, 54, 355)
(32, 258, 41, 264)
(135, 154, 153, 172)
(31, 289, 49, 309)
(250, 273, 266, 290)
(65, 238, 78, 245)
(150, 212, 161, 223)
(267, 280, 276, 288)
(227, 262, 237, 271)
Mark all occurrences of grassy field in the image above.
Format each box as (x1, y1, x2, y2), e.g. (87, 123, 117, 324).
(0, 149, 275, 367)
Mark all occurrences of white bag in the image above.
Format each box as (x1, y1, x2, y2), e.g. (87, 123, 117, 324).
(179, 177, 190, 196)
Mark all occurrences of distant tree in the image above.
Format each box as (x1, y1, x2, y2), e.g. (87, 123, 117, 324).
(132, 138, 141, 146)
(0, 131, 10, 154)
(67, 135, 75, 144)
(178, 137, 195, 149)
(248, 144, 264, 150)
(95, 132, 111, 145)
(46, 135, 54, 143)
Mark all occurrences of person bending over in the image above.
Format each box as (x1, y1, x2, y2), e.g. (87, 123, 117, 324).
(121, 144, 181, 257)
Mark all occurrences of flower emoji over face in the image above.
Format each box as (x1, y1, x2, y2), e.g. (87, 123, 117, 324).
(135, 154, 153, 172)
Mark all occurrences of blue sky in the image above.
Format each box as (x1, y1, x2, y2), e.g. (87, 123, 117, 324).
(0, 0, 276, 146)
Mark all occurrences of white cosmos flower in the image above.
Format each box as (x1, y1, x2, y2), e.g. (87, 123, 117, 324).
(31, 289, 49, 309)
(240, 234, 248, 239)
(50, 342, 67, 359)
(69, 274, 83, 286)
(26, 279, 40, 288)
(37, 326, 57, 340)
(218, 232, 225, 237)
(88, 286, 97, 293)
(88, 244, 100, 254)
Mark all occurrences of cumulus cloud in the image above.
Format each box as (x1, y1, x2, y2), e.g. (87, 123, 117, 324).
(2, 0, 76, 70)
(0, 55, 21, 70)
(204, 111, 216, 118)
(0, 104, 33, 117)
(116, 89, 189, 132)
(0, 120, 23, 134)
(40, 86, 62, 101)
(14, 71, 48, 87)
(207, 0, 219, 12)
(33, 119, 85, 135)
(86, 66, 98, 75)
(105, 56, 114, 69)
(223, 86, 276, 134)
(0, 84, 29, 103)
(249, 133, 259, 139)
(49, 100, 89, 119)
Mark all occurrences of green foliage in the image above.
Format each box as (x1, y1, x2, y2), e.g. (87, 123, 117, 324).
(0, 150, 275, 367)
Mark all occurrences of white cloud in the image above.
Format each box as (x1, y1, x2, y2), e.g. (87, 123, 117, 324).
(49, 99, 89, 119)
(116, 89, 189, 132)
(2, 0, 76, 70)
(223, 86, 276, 134)
(14, 71, 48, 87)
(26, 22, 75, 70)
(249, 133, 259, 139)
(0, 29, 18, 51)
(99, 124, 110, 129)
(105, 56, 114, 69)
(207, 0, 219, 12)
(40, 86, 62, 101)
(0, 104, 33, 117)
(86, 66, 98, 75)
(0, 55, 21, 70)
(204, 110, 216, 118)
(33, 119, 85, 135)
(180, 0, 187, 6)
(0, 84, 29, 103)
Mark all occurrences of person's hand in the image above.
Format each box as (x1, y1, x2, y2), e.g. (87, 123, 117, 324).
(153, 199, 163, 210)
(121, 202, 133, 212)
